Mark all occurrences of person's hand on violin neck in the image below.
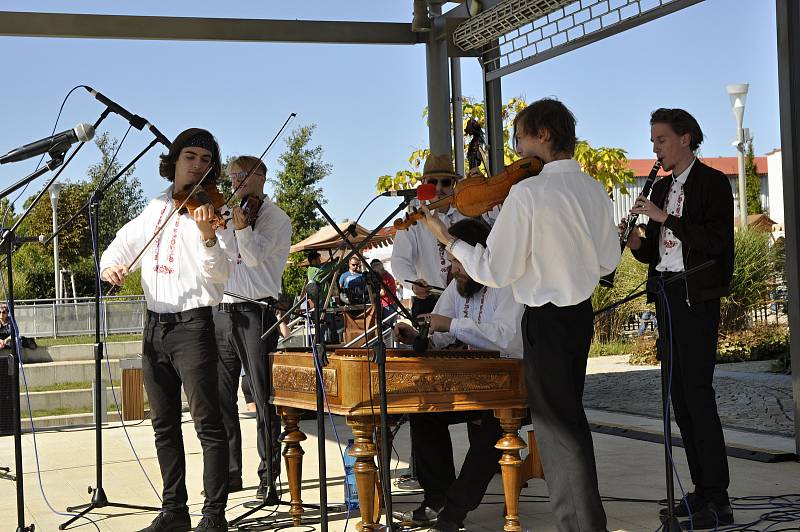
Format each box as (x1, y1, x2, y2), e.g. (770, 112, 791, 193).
(192, 203, 218, 240)
(232, 206, 250, 231)
(419, 206, 452, 247)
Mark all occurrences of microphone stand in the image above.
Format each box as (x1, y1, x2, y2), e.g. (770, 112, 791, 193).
(60, 142, 163, 529)
(260, 199, 414, 342)
(593, 260, 714, 530)
(0, 111, 110, 532)
(223, 292, 340, 529)
(312, 199, 413, 532)
(1, 228, 39, 532)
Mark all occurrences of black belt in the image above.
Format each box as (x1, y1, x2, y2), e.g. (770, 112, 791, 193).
(147, 306, 211, 324)
(217, 299, 271, 313)
(659, 270, 684, 279)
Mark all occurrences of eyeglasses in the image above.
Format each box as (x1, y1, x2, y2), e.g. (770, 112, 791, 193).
(0, 310, 8, 314)
(229, 170, 265, 180)
(425, 177, 453, 188)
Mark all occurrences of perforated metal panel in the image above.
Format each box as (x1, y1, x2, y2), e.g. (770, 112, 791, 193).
(453, 0, 704, 80)
(0, 355, 13, 437)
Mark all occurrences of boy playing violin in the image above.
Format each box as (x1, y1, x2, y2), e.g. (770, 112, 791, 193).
(213, 155, 291, 504)
(421, 99, 620, 532)
(101, 128, 237, 532)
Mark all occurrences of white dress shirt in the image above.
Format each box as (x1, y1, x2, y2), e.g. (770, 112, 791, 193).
(99, 186, 238, 313)
(450, 159, 621, 307)
(391, 206, 497, 292)
(223, 196, 291, 302)
(656, 158, 695, 273)
(428, 281, 524, 358)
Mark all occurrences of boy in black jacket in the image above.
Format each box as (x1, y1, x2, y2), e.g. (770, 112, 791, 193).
(626, 108, 734, 529)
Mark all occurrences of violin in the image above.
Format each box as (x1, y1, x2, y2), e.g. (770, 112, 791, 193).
(172, 181, 230, 230)
(451, 156, 544, 217)
(393, 157, 544, 230)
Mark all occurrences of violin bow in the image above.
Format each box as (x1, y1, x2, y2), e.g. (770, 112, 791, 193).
(107, 113, 296, 290)
(222, 112, 297, 209)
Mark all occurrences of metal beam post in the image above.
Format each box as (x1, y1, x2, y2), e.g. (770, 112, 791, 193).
(426, 3, 452, 159)
(776, 0, 800, 455)
(451, 57, 465, 175)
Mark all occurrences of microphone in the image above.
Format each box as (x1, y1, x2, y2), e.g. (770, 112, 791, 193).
(84, 86, 171, 147)
(381, 183, 437, 200)
(0, 123, 95, 164)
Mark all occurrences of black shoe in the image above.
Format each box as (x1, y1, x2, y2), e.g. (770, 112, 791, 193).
(427, 518, 463, 532)
(136, 512, 191, 532)
(193, 515, 228, 531)
(398, 504, 442, 526)
(680, 502, 734, 530)
(660, 492, 704, 518)
(201, 479, 241, 497)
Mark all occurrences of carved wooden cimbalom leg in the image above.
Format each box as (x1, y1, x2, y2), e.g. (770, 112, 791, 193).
(279, 407, 307, 526)
(494, 408, 528, 532)
(346, 415, 380, 531)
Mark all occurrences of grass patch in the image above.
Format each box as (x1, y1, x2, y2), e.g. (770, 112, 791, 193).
(589, 337, 654, 357)
(33, 334, 142, 348)
(26, 380, 121, 393)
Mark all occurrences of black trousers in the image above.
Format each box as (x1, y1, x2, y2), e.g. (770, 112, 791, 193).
(410, 410, 502, 525)
(142, 307, 228, 518)
(522, 300, 607, 532)
(214, 306, 281, 485)
(655, 279, 729, 506)
(411, 295, 438, 319)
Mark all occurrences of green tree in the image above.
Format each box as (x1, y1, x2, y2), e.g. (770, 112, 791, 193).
(269, 125, 331, 296)
(745, 140, 763, 215)
(376, 97, 633, 194)
(10, 133, 146, 298)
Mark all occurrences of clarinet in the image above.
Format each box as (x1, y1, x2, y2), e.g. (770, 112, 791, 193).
(599, 159, 662, 288)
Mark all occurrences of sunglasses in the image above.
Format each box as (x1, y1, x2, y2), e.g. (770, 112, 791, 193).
(425, 177, 453, 188)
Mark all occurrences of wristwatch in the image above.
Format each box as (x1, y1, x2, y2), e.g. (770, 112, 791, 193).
(203, 236, 218, 248)
(445, 237, 459, 253)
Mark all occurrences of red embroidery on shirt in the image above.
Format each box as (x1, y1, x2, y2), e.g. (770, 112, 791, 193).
(463, 287, 488, 323)
(152, 203, 180, 275)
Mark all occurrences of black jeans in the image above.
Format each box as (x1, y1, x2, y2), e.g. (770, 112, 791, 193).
(522, 299, 607, 532)
(142, 307, 228, 518)
(214, 306, 281, 486)
(410, 410, 502, 524)
(655, 279, 729, 506)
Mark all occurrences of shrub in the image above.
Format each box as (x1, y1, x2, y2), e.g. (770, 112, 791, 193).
(592, 252, 649, 343)
(720, 229, 781, 331)
(627, 324, 788, 365)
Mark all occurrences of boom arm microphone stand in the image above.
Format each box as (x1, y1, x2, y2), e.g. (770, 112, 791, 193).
(0, 110, 112, 532)
(313, 199, 414, 532)
(59, 138, 166, 530)
(593, 260, 714, 531)
(222, 292, 341, 529)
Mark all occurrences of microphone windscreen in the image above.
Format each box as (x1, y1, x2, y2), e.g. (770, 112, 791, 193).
(74, 123, 95, 142)
(416, 183, 437, 201)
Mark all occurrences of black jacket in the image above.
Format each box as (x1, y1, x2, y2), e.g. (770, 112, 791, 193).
(632, 159, 734, 304)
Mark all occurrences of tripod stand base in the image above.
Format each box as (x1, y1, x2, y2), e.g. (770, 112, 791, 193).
(659, 514, 682, 531)
(232, 487, 345, 526)
(59, 487, 160, 530)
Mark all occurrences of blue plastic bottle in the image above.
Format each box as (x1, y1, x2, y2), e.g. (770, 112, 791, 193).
(343, 439, 360, 510)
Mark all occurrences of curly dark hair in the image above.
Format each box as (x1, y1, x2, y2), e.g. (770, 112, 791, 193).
(158, 128, 222, 182)
(513, 98, 577, 156)
(650, 108, 704, 151)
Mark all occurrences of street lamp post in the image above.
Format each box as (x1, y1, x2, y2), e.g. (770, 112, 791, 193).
(48, 181, 62, 303)
(727, 83, 750, 230)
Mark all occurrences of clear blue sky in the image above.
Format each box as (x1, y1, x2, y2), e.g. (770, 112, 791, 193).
(0, 0, 779, 229)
